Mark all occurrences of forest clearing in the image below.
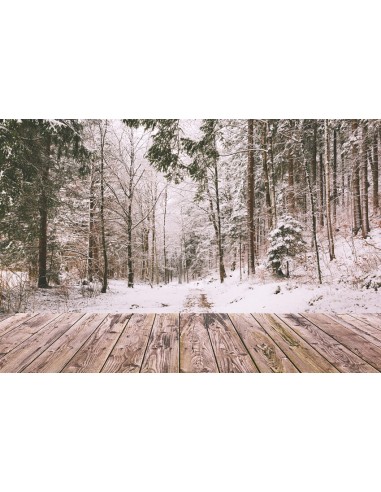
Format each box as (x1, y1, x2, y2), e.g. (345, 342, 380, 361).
(1, 119, 380, 314)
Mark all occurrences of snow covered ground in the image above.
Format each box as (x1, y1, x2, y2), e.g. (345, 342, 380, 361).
(24, 273, 380, 314)
(8, 226, 381, 314)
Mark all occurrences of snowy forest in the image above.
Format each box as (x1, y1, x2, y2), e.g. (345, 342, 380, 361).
(1, 119, 380, 314)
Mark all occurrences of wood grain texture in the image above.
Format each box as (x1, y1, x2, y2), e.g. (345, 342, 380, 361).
(229, 313, 298, 373)
(141, 314, 179, 373)
(102, 314, 155, 373)
(0, 313, 61, 357)
(1, 312, 381, 373)
(0, 313, 38, 338)
(302, 313, 381, 371)
(0, 313, 84, 372)
(23, 313, 108, 373)
(278, 314, 378, 373)
(253, 314, 338, 373)
(180, 313, 219, 373)
(329, 314, 381, 347)
(345, 314, 381, 332)
(204, 313, 258, 373)
(62, 314, 131, 373)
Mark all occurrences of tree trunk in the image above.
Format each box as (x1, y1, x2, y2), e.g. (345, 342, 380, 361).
(163, 186, 168, 284)
(151, 186, 157, 285)
(339, 129, 346, 207)
(38, 189, 49, 288)
(262, 121, 272, 228)
(214, 155, 226, 283)
(371, 129, 379, 213)
(178, 253, 183, 284)
(127, 149, 135, 288)
(141, 226, 149, 281)
(361, 122, 370, 237)
(333, 127, 337, 222)
(127, 199, 134, 288)
(99, 121, 108, 293)
(239, 230, 242, 281)
(205, 150, 226, 284)
(303, 154, 322, 284)
(324, 120, 335, 260)
(351, 120, 362, 236)
(38, 135, 50, 288)
(247, 119, 256, 275)
(318, 152, 325, 228)
(312, 120, 317, 187)
(87, 163, 96, 282)
(269, 125, 277, 226)
(287, 148, 295, 214)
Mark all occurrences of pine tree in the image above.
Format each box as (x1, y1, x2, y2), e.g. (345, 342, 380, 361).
(267, 216, 306, 277)
(0, 119, 89, 288)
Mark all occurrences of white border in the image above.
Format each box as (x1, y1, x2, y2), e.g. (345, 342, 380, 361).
(1, 1, 381, 490)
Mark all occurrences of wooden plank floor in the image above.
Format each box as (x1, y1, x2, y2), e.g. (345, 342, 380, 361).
(0, 313, 380, 373)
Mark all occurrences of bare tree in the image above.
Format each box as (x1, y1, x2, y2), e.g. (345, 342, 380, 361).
(351, 120, 362, 236)
(360, 121, 370, 237)
(247, 119, 255, 275)
(99, 120, 108, 293)
(371, 127, 379, 213)
(324, 120, 335, 260)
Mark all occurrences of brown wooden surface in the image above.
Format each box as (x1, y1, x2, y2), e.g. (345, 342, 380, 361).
(253, 314, 338, 372)
(23, 313, 108, 372)
(0, 313, 38, 338)
(101, 314, 155, 373)
(62, 314, 131, 373)
(229, 313, 298, 373)
(0, 313, 85, 373)
(0, 313, 62, 357)
(349, 314, 381, 331)
(0, 312, 380, 373)
(277, 313, 378, 373)
(204, 313, 258, 373)
(141, 313, 179, 373)
(330, 314, 381, 347)
(180, 313, 219, 373)
(302, 313, 381, 371)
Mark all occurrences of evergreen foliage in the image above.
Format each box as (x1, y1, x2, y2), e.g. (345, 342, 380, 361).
(0, 119, 89, 285)
(267, 216, 306, 277)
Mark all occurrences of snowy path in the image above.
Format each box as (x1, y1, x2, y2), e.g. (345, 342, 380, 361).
(182, 289, 214, 312)
(24, 273, 381, 314)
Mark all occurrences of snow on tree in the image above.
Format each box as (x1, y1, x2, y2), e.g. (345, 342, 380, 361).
(266, 215, 306, 277)
(1, 118, 381, 313)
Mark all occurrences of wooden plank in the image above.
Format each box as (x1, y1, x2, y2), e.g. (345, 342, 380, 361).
(0, 313, 85, 373)
(229, 313, 298, 373)
(102, 314, 155, 373)
(253, 314, 338, 373)
(0, 313, 61, 357)
(346, 314, 381, 332)
(62, 314, 131, 373)
(179, 313, 219, 373)
(329, 314, 381, 347)
(324, 314, 381, 348)
(203, 313, 258, 373)
(277, 314, 378, 373)
(140, 314, 179, 373)
(23, 313, 108, 373)
(302, 313, 381, 371)
(0, 313, 38, 338)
